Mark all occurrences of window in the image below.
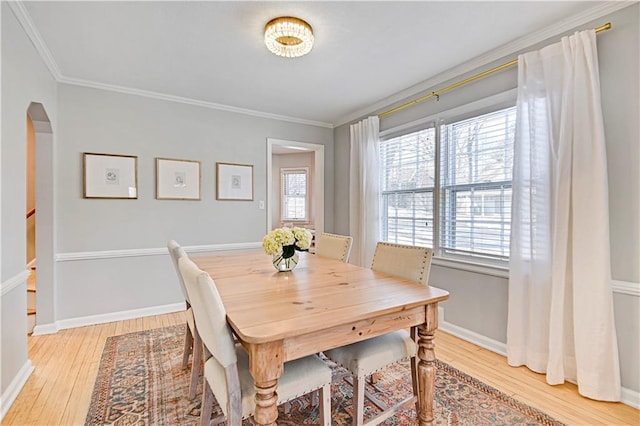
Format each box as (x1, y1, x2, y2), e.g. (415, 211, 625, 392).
(281, 168, 308, 222)
(380, 128, 435, 247)
(380, 106, 516, 265)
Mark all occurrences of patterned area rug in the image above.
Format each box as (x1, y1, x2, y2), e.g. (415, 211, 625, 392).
(86, 325, 564, 425)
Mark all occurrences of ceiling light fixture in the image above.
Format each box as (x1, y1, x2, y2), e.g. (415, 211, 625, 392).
(264, 16, 314, 58)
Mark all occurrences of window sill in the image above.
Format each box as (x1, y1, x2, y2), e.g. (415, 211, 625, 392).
(431, 256, 509, 279)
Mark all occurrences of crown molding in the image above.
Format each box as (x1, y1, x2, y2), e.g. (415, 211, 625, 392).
(9, 1, 333, 129)
(58, 77, 334, 128)
(10, 0, 634, 129)
(335, 1, 636, 127)
(7, 1, 61, 80)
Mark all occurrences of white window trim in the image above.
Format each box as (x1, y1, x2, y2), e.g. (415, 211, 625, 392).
(380, 89, 517, 270)
(280, 167, 309, 223)
(432, 256, 509, 278)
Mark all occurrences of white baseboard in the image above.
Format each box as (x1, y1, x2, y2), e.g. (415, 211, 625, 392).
(437, 306, 638, 408)
(0, 360, 34, 421)
(621, 387, 640, 409)
(31, 323, 59, 336)
(438, 306, 507, 356)
(32, 302, 184, 335)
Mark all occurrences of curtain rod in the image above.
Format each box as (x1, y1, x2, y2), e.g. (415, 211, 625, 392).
(378, 22, 612, 119)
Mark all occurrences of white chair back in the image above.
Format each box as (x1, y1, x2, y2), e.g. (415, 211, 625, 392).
(178, 256, 238, 415)
(316, 232, 353, 262)
(371, 242, 433, 285)
(167, 240, 190, 303)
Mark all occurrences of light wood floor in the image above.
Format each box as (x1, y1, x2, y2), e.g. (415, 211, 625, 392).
(3, 311, 638, 425)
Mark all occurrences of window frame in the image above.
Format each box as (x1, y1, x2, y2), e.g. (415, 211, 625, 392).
(378, 89, 516, 272)
(280, 167, 309, 223)
(380, 126, 436, 248)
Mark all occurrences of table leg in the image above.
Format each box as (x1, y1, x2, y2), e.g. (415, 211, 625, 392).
(247, 341, 284, 426)
(417, 303, 439, 425)
(254, 379, 278, 425)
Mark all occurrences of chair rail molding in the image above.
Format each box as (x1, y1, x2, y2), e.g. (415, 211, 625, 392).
(612, 280, 640, 297)
(55, 242, 262, 262)
(1, 270, 31, 297)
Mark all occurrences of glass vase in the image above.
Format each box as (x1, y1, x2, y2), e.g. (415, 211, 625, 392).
(272, 251, 299, 272)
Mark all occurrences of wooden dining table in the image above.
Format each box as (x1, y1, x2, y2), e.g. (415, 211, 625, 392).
(192, 250, 449, 426)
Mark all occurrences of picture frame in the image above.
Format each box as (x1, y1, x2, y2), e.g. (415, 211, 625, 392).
(83, 152, 138, 199)
(216, 162, 254, 201)
(156, 157, 201, 200)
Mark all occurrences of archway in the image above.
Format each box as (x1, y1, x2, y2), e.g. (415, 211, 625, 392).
(26, 102, 55, 335)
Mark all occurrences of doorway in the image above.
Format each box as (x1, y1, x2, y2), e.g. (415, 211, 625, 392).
(26, 102, 55, 335)
(266, 138, 325, 237)
(26, 115, 36, 333)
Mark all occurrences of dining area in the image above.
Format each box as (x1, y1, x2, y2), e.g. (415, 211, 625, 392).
(168, 231, 449, 426)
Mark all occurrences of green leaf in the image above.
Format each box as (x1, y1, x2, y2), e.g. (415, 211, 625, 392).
(282, 244, 296, 259)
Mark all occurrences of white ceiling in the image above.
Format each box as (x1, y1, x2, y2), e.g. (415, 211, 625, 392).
(22, 1, 604, 126)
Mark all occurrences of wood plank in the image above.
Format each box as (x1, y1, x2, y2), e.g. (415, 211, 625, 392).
(3, 314, 638, 426)
(192, 252, 448, 344)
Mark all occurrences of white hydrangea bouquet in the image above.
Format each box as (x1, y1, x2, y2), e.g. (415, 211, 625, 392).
(262, 227, 312, 271)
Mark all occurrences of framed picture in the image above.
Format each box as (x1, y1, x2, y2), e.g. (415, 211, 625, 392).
(216, 162, 253, 201)
(156, 157, 201, 200)
(83, 152, 138, 199)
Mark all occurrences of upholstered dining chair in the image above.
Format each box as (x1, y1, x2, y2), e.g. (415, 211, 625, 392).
(324, 242, 433, 426)
(315, 232, 353, 263)
(167, 240, 202, 401)
(178, 256, 333, 426)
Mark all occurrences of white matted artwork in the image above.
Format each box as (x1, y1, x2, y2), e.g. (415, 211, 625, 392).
(216, 162, 253, 201)
(83, 152, 138, 199)
(156, 157, 201, 200)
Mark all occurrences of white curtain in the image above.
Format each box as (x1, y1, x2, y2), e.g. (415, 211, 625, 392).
(349, 116, 380, 267)
(507, 30, 620, 401)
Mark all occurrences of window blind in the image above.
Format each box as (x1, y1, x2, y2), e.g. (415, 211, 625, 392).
(380, 128, 435, 247)
(282, 170, 307, 220)
(439, 106, 516, 261)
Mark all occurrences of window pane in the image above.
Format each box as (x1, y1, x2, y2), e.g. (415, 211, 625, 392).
(380, 128, 435, 247)
(282, 170, 307, 220)
(440, 107, 516, 260)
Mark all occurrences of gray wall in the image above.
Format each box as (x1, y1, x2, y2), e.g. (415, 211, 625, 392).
(333, 4, 639, 395)
(54, 84, 334, 320)
(1, 2, 57, 401)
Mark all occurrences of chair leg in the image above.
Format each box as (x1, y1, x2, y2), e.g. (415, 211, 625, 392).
(319, 383, 331, 426)
(352, 376, 365, 426)
(410, 355, 420, 412)
(201, 378, 214, 426)
(182, 324, 193, 370)
(369, 372, 382, 385)
(410, 326, 420, 412)
(189, 330, 203, 400)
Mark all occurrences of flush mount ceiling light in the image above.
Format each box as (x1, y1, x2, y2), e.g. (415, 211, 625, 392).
(264, 16, 314, 58)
